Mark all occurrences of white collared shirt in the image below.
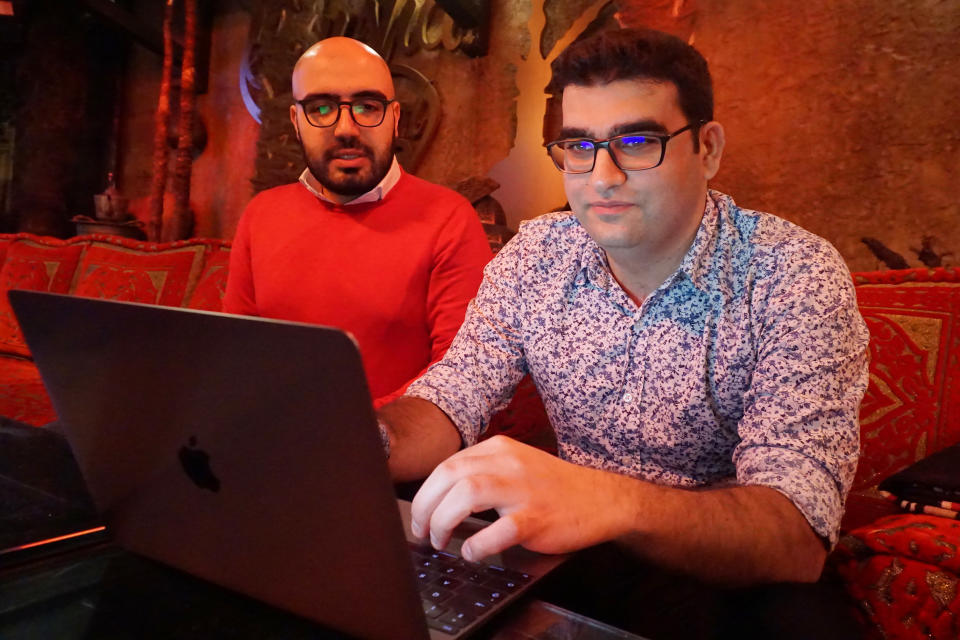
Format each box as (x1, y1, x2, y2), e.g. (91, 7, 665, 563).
(298, 157, 401, 205)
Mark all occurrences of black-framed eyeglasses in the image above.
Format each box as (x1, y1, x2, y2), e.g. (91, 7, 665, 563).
(296, 97, 396, 128)
(545, 122, 702, 173)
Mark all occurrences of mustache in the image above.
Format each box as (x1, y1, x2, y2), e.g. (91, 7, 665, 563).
(323, 137, 374, 161)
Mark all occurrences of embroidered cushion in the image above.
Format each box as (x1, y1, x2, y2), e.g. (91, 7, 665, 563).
(851, 267, 960, 492)
(834, 514, 960, 639)
(0, 239, 85, 357)
(186, 247, 230, 311)
(71, 243, 204, 307)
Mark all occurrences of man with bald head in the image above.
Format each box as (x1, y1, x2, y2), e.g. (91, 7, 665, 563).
(224, 38, 491, 407)
(290, 37, 401, 202)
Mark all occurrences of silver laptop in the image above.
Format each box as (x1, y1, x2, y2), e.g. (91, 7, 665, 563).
(8, 290, 566, 640)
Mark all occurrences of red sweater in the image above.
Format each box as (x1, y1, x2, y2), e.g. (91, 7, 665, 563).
(223, 172, 492, 405)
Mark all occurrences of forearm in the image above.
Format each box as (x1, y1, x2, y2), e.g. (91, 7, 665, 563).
(609, 478, 827, 585)
(378, 396, 463, 482)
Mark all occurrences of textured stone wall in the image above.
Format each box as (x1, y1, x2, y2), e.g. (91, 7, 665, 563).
(107, 0, 960, 264)
(694, 0, 960, 271)
(393, 0, 532, 188)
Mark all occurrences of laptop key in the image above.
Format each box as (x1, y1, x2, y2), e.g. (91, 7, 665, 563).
(439, 563, 467, 578)
(448, 594, 493, 614)
(486, 576, 522, 592)
(416, 568, 440, 584)
(461, 584, 503, 603)
(427, 617, 464, 634)
(422, 601, 447, 619)
(483, 564, 531, 583)
(424, 586, 454, 604)
(432, 576, 462, 590)
(410, 545, 459, 563)
(465, 570, 486, 583)
(439, 609, 476, 627)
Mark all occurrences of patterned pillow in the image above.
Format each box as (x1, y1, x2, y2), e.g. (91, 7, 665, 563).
(186, 248, 230, 311)
(0, 239, 85, 357)
(834, 514, 960, 639)
(71, 243, 204, 307)
(852, 267, 960, 491)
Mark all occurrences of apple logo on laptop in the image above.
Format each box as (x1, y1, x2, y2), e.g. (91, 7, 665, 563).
(178, 436, 221, 492)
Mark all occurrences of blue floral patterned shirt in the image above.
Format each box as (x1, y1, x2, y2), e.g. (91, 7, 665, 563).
(406, 190, 869, 546)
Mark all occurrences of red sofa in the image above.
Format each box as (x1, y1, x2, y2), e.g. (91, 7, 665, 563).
(0, 232, 230, 426)
(2, 232, 958, 637)
(841, 266, 960, 529)
(832, 266, 960, 639)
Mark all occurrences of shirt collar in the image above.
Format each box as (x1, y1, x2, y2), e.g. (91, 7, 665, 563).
(582, 243, 613, 290)
(677, 190, 723, 292)
(298, 156, 401, 205)
(567, 217, 612, 292)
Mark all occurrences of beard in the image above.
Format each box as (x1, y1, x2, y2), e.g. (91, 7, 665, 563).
(301, 134, 395, 198)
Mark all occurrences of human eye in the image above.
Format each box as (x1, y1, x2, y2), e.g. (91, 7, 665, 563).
(305, 99, 335, 116)
(562, 139, 595, 158)
(615, 134, 658, 155)
(352, 99, 383, 115)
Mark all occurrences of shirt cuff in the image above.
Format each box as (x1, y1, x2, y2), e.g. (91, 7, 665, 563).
(404, 381, 478, 447)
(736, 445, 845, 548)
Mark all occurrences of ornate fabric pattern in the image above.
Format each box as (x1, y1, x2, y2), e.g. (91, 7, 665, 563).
(407, 190, 870, 546)
(851, 268, 960, 491)
(72, 243, 205, 307)
(0, 239, 85, 357)
(186, 248, 231, 311)
(834, 514, 960, 639)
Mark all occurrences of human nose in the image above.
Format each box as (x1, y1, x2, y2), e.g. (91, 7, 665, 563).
(333, 104, 360, 136)
(589, 146, 626, 192)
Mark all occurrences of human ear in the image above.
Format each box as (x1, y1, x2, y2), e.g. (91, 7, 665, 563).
(289, 104, 301, 141)
(700, 121, 725, 181)
(392, 100, 401, 137)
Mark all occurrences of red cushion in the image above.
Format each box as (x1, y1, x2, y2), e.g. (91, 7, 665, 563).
(0, 239, 85, 357)
(186, 248, 230, 311)
(852, 267, 960, 491)
(71, 242, 204, 306)
(0, 357, 57, 426)
(834, 514, 960, 639)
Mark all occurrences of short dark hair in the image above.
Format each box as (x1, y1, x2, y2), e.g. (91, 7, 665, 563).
(548, 28, 713, 150)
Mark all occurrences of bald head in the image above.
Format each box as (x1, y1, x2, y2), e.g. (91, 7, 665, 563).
(292, 37, 395, 101)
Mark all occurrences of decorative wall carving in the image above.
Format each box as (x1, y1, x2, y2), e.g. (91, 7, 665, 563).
(391, 64, 441, 174)
(247, 0, 490, 193)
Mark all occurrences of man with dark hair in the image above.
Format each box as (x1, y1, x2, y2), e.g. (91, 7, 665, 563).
(547, 28, 713, 152)
(224, 37, 491, 408)
(378, 28, 868, 636)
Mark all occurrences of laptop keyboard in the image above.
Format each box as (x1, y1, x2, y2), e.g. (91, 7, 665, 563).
(409, 543, 531, 635)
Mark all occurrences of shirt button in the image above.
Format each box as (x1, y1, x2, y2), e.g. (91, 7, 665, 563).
(623, 393, 634, 403)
